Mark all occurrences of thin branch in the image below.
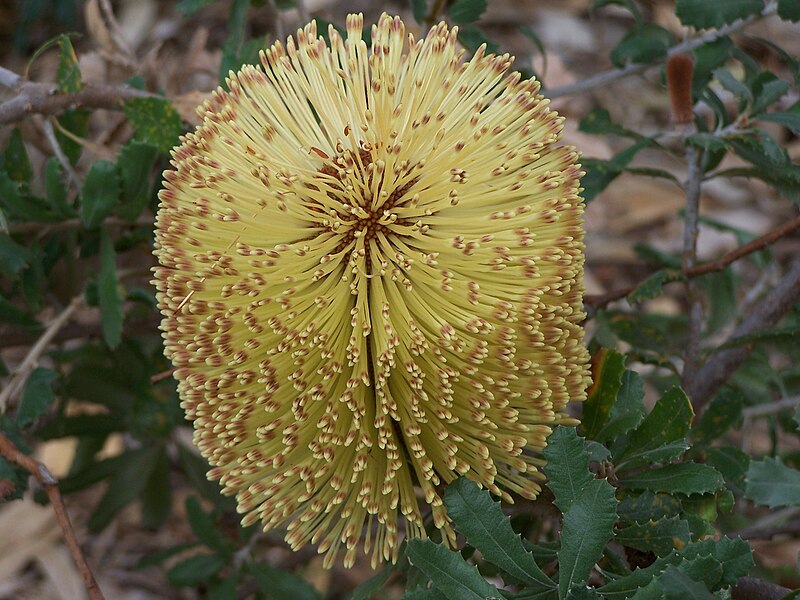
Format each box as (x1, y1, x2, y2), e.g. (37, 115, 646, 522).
(0, 66, 22, 88)
(0, 297, 82, 412)
(546, 1, 779, 99)
(585, 212, 800, 310)
(687, 256, 800, 412)
(743, 396, 799, 419)
(681, 145, 705, 394)
(0, 72, 154, 126)
(0, 433, 105, 600)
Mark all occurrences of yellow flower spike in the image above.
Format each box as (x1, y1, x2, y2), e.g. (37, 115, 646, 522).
(153, 13, 591, 569)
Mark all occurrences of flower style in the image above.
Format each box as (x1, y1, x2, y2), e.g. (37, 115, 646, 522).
(153, 13, 591, 568)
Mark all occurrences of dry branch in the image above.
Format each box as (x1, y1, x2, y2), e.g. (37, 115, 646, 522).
(0, 433, 105, 600)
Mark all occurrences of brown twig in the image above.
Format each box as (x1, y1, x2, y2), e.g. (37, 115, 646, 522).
(585, 212, 800, 310)
(0, 66, 154, 126)
(731, 576, 791, 600)
(0, 433, 105, 600)
(687, 256, 800, 412)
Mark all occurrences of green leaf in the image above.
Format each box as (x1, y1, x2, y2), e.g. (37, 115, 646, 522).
(558, 479, 617, 599)
(402, 589, 449, 600)
(411, 0, 428, 23)
(610, 24, 673, 67)
(581, 138, 653, 202)
(617, 492, 682, 524)
(406, 539, 502, 600)
(457, 25, 498, 55)
(3, 128, 33, 183)
(448, 0, 487, 24)
(779, 0, 800, 21)
(208, 575, 238, 600)
(751, 73, 789, 115)
(55, 108, 90, 165)
(691, 389, 743, 444)
(0, 295, 40, 328)
(596, 370, 645, 442)
(350, 563, 396, 600)
(714, 68, 752, 104)
(0, 233, 31, 278)
(704, 446, 749, 495)
(616, 387, 693, 468)
(219, 0, 251, 80)
(167, 553, 226, 587)
(582, 349, 625, 440)
(658, 566, 715, 600)
(579, 109, 641, 139)
(627, 270, 684, 304)
(140, 448, 171, 529)
(544, 427, 593, 513)
(619, 463, 725, 495)
(17, 367, 58, 427)
(445, 478, 554, 588)
(615, 517, 691, 556)
(251, 561, 322, 600)
(88, 445, 162, 531)
(745, 457, 800, 507)
(186, 496, 229, 553)
(116, 141, 158, 221)
(758, 109, 800, 133)
(81, 161, 121, 228)
(675, 0, 763, 29)
(44, 158, 72, 217)
(124, 97, 183, 154)
(56, 35, 82, 93)
(98, 228, 124, 349)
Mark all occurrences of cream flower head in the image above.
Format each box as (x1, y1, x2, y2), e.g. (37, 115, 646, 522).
(154, 13, 591, 568)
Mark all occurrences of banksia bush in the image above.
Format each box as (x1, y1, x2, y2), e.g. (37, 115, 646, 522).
(153, 13, 590, 568)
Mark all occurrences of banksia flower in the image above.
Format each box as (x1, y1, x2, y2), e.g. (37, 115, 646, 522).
(153, 13, 591, 568)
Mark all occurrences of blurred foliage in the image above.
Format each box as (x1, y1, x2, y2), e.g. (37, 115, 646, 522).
(1, 0, 800, 598)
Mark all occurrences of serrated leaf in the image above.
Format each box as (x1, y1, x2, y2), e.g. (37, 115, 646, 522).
(714, 68, 752, 103)
(0, 295, 40, 328)
(3, 128, 32, 183)
(17, 367, 58, 427)
(55, 108, 90, 164)
(57, 35, 82, 93)
(779, 0, 800, 21)
(406, 539, 502, 600)
(691, 389, 743, 444)
(745, 457, 800, 507)
(449, 0, 487, 24)
(620, 463, 725, 495)
(167, 553, 226, 587)
(98, 228, 124, 348)
(582, 349, 625, 440)
(617, 492, 682, 524)
(251, 561, 322, 600)
(402, 589, 448, 600)
(544, 427, 593, 513)
(596, 370, 645, 442)
(44, 158, 72, 217)
(351, 563, 396, 600)
(445, 478, 554, 588)
(627, 270, 684, 304)
(704, 446, 749, 495)
(124, 97, 183, 154)
(81, 161, 120, 228)
(116, 141, 158, 221)
(758, 109, 800, 133)
(676, 0, 763, 29)
(457, 25, 498, 55)
(0, 233, 31, 278)
(610, 24, 673, 67)
(558, 479, 617, 599)
(658, 566, 716, 600)
(616, 387, 693, 468)
(615, 517, 691, 556)
(140, 448, 171, 529)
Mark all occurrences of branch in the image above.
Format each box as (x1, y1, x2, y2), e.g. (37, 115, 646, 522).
(0, 68, 154, 125)
(585, 212, 800, 310)
(743, 396, 799, 419)
(687, 256, 800, 411)
(0, 433, 105, 600)
(681, 145, 705, 393)
(731, 576, 791, 600)
(546, 1, 778, 99)
(0, 297, 82, 412)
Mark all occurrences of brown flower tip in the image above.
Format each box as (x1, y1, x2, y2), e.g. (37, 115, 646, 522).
(153, 13, 591, 568)
(667, 54, 695, 126)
